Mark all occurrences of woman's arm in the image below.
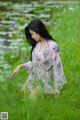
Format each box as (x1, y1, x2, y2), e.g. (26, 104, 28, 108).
(9, 63, 25, 80)
(9, 61, 33, 80)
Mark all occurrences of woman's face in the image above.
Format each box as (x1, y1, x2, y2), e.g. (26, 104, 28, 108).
(29, 29, 40, 42)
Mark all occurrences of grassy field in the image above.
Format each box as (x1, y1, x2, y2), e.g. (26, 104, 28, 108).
(0, 5, 80, 120)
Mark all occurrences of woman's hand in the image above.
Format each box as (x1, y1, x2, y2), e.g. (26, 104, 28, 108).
(9, 64, 25, 80)
(55, 89, 60, 97)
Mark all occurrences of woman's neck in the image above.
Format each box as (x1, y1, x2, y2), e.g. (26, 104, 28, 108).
(39, 38, 46, 43)
(39, 38, 47, 50)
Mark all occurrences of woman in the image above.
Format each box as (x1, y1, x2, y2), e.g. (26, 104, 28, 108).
(10, 19, 67, 97)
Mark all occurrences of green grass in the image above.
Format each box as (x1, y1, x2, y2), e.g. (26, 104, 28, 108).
(0, 6, 80, 120)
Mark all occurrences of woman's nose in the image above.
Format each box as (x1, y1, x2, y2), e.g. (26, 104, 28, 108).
(32, 35, 34, 38)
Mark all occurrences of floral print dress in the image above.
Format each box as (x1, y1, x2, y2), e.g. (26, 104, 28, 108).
(23, 40, 67, 94)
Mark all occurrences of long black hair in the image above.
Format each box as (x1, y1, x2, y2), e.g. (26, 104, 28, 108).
(25, 19, 55, 60)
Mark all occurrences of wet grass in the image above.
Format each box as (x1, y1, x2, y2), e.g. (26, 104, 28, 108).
(0, 3, 80, 120)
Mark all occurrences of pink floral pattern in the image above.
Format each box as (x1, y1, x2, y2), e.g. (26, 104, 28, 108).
(24, 40, 67, 94)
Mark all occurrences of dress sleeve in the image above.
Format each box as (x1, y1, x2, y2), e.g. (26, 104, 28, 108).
(24, 61, 33, 71)
(52, 46, 67, 91)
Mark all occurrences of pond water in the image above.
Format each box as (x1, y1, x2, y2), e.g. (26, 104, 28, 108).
(0, 1, 78, 52)
(0, 0, 79, 81)
(0, 1, 60, 53)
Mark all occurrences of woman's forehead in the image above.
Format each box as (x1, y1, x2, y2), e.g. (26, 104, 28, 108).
(29, 29, 34, 33)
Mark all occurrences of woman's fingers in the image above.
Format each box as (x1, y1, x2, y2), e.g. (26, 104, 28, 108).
(13, 68, 19, 76)
(8, 64, 25, 80)
(9, 67, 20, 80)
(9, 71, 17, 80)
(11, 71, 17, 77)
(55, 89, 60, 97)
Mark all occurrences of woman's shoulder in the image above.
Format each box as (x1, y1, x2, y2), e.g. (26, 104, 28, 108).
(48, 40, 58, 48)
(48, 40, 60, 52)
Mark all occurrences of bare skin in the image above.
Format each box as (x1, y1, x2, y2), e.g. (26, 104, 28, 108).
(9, 64, 25, 80)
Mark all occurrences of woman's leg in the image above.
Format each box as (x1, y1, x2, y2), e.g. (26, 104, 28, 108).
(30, 86, 40, 99)
(21, 81, 28, 96)
(21, 74, 35, 96)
